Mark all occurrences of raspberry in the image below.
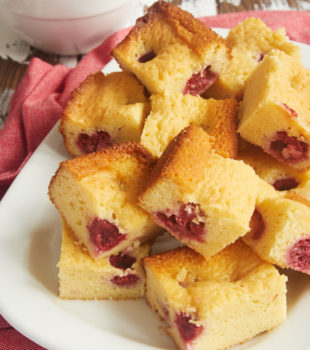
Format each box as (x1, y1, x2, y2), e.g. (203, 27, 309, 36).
(155, 203, 205, 242)
(183, 66, 218, 96)
(111, 274, 140, 287)
(287, 238, 310, 272)
(76, 130, 112, 154)
(272, 178, 299, 191)
(257, 52, 265, 62)
(87, 218, 126, 254)
(109, 253, 136, 270)
(269, 131, 308, 164)
(175, 312, 203, 343)
(138, 50, 156, 63)
(282, 103, 298, 118)
(249, 209, 265, 241)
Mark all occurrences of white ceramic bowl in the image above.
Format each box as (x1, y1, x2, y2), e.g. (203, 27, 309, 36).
(0, 0, 136, 55)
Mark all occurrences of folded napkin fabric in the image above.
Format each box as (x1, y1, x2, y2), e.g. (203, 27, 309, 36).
(0, 9, 309, 350)
(0, 27, 131, 200)
(204, 10, 310, 43)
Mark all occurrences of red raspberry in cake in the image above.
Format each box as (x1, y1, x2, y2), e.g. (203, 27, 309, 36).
(110, 274, 140, 287)
(257, 52, 265, 62)
(49, 142, 162, 259)
(109, 253, 136, 270)
(238, 50, 310, 170)
(88, 218, 126, 255)
(57, 222, 150, 300)
(139, 125, 258, 260)
(175, 312, 203, 343)
(269, 131, 308, 165)
(183, 66, 218, 96)
(287, 238, 310, 273)
(249, 209, 265, 241)
(138, 50, 156, 63)
(112, 1, 230, 95)
(60, 71, 150, 157)
(282, 103, 298, 118)
(76, 131, 112, 154)
(273, 178, 299, 191)
(144, 241, 287, 350)
(155, 203, 206, 243)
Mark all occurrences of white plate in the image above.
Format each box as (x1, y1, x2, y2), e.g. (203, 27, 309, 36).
(1, 28, 310, 350)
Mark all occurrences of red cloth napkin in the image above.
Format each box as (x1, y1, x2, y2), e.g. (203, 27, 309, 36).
(0, 10, 309, 349)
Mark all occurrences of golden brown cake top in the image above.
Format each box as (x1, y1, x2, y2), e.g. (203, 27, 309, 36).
(145, 1, 224, 45)
(144, 125, 214, 192)
(144, 240, 264, 283)
(52, 142, 154, 181)
(60, 71, 147, 129)
(112, 1, 227, 59)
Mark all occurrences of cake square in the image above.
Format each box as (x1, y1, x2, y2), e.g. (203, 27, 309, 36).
(238, 49, 310, 170)
(58, 222, 150, 299)
(144, 241, 287, 350)
(139, 125, 258, 259)
(60, 71, 150, 156)
(243, 196, 310, 275)
(49, 142, 162, 259)
(141, 92, 238, 158)
(204, 18, 300, 100)
(112, 1, 230, 95)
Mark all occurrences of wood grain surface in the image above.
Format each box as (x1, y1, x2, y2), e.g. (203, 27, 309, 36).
(0, 0, 309, 127)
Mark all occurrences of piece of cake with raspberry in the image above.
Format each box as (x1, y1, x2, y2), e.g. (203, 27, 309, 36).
(58, 222, 150, 299)
(238, 141, 310, 204)
(144, 241, 287, 350)
(141, 93, 238, 158)
(139, 125, 258, 259)
(112, 1, 230, 96)
(60, 71, 150, 156)
(238, 49, 310, 170)
(238, 141, 303, 191)
(243, 197, 310, 275)
(49, 142, 162, 259)
(204, 18, 300, 100)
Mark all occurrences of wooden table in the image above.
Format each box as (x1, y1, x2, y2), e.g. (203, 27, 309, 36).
(0, 0, 309, 128)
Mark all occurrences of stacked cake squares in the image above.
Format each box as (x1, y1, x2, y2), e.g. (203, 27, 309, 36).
(49, 142, 162, 299)
(47, 1, 310, 349)
(58, 222, 151, 299)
